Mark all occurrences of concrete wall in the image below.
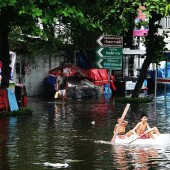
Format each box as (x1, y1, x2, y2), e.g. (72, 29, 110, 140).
(12, 52, 66, 96)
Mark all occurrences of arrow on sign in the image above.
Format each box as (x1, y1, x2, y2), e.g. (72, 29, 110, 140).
(96, 58, 122, 70)
(96, 36, 103, 46)
(96, 47, 122, 58)
(97, 59, 103, 68)
(96, 35, 123, 47)
(96, 48, 104, 57)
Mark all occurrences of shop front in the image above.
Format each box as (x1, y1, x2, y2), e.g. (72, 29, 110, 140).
(113, 49, 147, 96)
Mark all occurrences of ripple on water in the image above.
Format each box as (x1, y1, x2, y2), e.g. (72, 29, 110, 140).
(2, 96, 170, 170)
(112, 145, 170, 170)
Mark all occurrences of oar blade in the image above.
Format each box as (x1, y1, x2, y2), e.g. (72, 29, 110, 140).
(111, 103, 130, 143)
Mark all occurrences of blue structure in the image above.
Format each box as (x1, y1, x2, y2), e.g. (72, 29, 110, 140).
(76, 50, 91, 70)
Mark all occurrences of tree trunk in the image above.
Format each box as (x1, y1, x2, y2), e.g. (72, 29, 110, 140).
(123, 13, 136, 49)
(0, 30, 11, 88)
(131, 12, 159, 98)
(131, 56, 152, 98)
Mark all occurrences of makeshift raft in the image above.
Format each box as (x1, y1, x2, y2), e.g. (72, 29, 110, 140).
(115, 134, 170, 145)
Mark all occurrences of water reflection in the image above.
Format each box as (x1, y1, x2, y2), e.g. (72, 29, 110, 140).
(1, 96, 170, 169)
(0, 118, 10, 170)
(113, 145, 128, 169)
(131, 147, 159, 169)
(112, 145, 166, 170)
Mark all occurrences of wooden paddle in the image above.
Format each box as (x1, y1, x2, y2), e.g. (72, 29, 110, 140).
(111, 103, 130, 143)
(129, 128, 154, 144)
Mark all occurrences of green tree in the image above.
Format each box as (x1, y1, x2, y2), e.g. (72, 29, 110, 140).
(0, 0, 102, 88)
(1, 0, 169, 99)
(131, 1, 168, 98)
(105, 0, 168, 98)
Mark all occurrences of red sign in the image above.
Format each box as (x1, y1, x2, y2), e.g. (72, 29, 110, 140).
(157, 78, 170, 84)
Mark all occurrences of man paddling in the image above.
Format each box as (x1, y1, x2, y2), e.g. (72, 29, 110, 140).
(126, 114, 160, 139)
(111, 103, 130, 143)
(113, 118, 128, 139)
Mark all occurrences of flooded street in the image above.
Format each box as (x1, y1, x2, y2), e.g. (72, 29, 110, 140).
(1, 95, 170, 170)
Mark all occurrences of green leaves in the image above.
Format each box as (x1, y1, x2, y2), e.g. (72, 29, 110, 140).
(0, 0, 16, 7)
(18, 5, 42, 18)
(165, 4, 170, 15)
(1, 0, 169, 57)
(32, 8, 42, 17)
(58, 6, 84, 21)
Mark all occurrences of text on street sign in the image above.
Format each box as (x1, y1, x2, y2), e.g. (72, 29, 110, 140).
(96, 47, 122, 58)
(96, 58, 122, 70)
(96, 35, 123, 47)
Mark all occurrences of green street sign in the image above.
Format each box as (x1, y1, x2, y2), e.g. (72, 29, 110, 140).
(96, 47, 122, 59)
(95, 47, 122, 70)
(96, 58, 122, 70)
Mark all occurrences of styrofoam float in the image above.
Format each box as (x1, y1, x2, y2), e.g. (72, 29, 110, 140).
(115, 134, 170, 145)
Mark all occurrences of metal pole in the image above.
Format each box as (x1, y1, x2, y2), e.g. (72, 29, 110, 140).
(165, 60, 168, 100)
(155, 66, 157, 100)
(108, 69, 111, 95)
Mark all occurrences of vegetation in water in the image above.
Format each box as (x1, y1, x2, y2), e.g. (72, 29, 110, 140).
(114, 97, 152, 104)
(0, 107, 33, 116)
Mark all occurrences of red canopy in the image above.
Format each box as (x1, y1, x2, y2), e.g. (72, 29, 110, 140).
(87, 68, 116, 91)
(49, 65, 116, 91)
(49, 64, 87, 77)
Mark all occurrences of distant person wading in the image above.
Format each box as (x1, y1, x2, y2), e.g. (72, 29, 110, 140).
(56, 68, 68, 101)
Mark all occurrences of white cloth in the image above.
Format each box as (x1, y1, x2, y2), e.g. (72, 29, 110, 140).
(58, 89, 66, 97)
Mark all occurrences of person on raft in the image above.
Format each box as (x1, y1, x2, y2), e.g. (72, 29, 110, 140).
(125, 113, 160, 139)
(113, 118, 128, 139)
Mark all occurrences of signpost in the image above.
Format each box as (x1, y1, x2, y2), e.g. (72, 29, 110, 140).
(96, 35, 123, 47)
(96, 47, 122, 70)
(96, 35, 123, 70)
(95, 35, 123, 96)
(96, 58, 122, 70)
(96, 46, 123, 70)
(96, 47, 122, 58)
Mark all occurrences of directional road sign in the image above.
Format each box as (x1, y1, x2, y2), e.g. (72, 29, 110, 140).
(95, 47, 122, 70)
(96, 47, 122, 59)
(96, 58, 122, 70)
(96, 35, 123, 47)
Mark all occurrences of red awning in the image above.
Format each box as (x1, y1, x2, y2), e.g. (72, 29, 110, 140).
(87, 68, 116, 90)
(49, 65, 116, 91)
(49, 64, 87, 77)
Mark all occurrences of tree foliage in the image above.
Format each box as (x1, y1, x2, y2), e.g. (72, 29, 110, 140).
(104, 0, 169, 98)
(0, 0, 170, 98)
(0, 0, 104, 88)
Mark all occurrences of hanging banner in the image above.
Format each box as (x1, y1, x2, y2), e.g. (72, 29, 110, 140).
(133, 6, 149, 37)
(0, 51, 16, 81)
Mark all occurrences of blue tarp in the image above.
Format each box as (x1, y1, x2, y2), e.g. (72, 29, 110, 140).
(76, 51, 91, 70)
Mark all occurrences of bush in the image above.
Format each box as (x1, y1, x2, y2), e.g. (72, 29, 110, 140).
(114, 97, 152, 103)
(0, 107, 33, 116)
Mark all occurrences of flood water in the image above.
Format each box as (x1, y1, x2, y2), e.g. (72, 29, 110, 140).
(1, 95, 170, 170)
